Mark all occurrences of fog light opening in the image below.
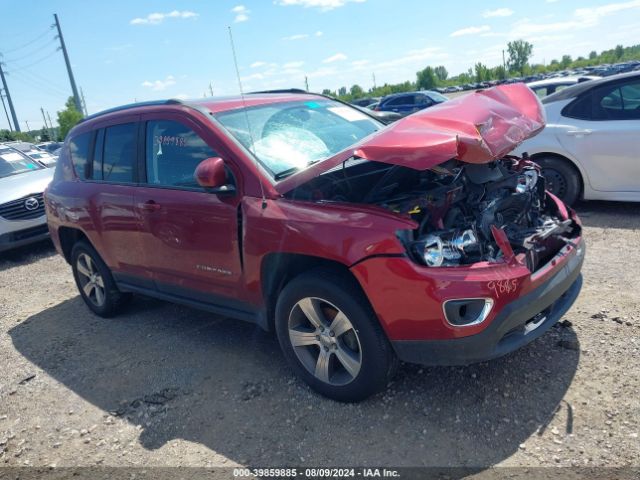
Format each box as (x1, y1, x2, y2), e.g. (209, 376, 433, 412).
(443, 298, 494, 327)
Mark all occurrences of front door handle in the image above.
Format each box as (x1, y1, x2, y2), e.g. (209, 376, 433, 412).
(138, 200, 161, 212)
(567, 129, 592, 136)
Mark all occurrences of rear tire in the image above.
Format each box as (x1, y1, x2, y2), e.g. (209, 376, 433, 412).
(275, 268, 397, 402)
(71, 241, 131, 318)
(536, 157, 581, 206)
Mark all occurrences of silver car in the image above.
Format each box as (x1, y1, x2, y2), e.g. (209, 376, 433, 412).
(0, 145, 54, 252)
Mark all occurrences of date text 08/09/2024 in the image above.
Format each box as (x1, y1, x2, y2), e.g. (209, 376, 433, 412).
(233, 467, 400, 478)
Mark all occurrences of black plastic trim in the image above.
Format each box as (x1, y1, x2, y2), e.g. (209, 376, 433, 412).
(391, 239, 585, 366)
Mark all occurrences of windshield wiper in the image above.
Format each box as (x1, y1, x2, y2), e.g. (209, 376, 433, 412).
(274, 160, 321, 180)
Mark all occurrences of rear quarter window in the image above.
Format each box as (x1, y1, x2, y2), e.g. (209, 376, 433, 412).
(100, 123, 137, 183)
(69, 132, 92, 180)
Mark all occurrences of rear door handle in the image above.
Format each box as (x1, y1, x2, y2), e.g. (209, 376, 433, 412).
(567, 129, 592, 136)
(138, 200, 161, 212)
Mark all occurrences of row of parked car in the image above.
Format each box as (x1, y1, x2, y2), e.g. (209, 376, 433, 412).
(434, 60, 640, 93)
(0, 141, 61, 252)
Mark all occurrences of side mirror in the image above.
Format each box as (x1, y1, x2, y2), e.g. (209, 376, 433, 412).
(194, 157, 235, 194)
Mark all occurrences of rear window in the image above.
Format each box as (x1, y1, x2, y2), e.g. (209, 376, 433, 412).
(69, 132, 92, 179)
(99, 123, 137, 182)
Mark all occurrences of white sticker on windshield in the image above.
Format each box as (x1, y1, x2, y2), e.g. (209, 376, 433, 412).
(328, 106, 368, 122)
(1, 152, 24, 162)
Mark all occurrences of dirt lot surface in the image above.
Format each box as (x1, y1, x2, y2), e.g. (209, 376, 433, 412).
(1, 201, 639, 475)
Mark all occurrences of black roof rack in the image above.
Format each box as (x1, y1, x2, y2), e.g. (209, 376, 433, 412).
(249, 88, 311, 95)
(80, 99, 185, 123)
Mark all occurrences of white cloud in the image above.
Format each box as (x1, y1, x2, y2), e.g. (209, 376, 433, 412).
(283, 61, 305, 68)
(450, 25, 491, 37)
(315, 31, 323, 36)
(130, 10, 197, 25)
(323, 53, 347, 63)
(141, 75, 176, 91)
(482, 8, 514, 18)
(351, 59, 370, 66)
(503, 0, 640, 38)
(232, 5, 250, 22)
(282, 33, 309, 40)
(275, 0, 366, 12)
(250, 61, 266, 68)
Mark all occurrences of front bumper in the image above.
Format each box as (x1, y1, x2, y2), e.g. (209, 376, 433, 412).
(391, 239, 584, 366)
(0, 221, 50, 252)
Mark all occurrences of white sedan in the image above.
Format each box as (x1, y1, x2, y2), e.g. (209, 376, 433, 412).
(515, 71, 640, 204)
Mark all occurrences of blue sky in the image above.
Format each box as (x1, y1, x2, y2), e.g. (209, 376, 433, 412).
(1, 0, 639, 131)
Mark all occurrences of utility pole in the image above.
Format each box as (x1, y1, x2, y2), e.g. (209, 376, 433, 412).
(80, 87, 88, 115)
(1, 89, 12, 131)
(0, 62, 20, 132)
(46, 111, 55, 140)
(372, 72, 377, 90)
(502, 49, 507, 78)
(53, 13, 83, 115)
(305, 76, 309, 92)
(209, 82, 214, 96)
(40, 107, 54, 139)
(25, 120, 30, 132)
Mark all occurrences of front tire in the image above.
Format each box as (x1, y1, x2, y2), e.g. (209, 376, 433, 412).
(275, 268, 397, 402)
(536, 157, 581, 206)
(71, 241, 131, 318)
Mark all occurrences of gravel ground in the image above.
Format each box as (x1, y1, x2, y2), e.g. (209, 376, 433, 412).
(0, 201, 638, 475)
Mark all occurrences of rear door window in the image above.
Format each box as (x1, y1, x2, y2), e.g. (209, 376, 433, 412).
(99, 123, 137, 182)
(145, 120, 217, 189)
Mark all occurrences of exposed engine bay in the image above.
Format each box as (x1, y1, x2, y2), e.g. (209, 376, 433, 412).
(285, 156, 581, 270)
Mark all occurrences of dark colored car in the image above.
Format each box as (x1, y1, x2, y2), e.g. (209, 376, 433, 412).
(46, 86, 584, 402)
(375, 91, 448, 116)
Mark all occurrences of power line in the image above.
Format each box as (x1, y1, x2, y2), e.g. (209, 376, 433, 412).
(0, 27, 55, 54)
(8, 64, 69, 94)
(0, 62, 19, 132)
(7, 70, 68, 99)
(1, 36, 56, 63)
(4, 47, 59, 72)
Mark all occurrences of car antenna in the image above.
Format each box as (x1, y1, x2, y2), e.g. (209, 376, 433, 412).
(228, 25, 267, 210)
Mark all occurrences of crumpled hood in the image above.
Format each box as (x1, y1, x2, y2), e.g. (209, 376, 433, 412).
(354, 83, 545, 167)
(275, 83, 545, 194)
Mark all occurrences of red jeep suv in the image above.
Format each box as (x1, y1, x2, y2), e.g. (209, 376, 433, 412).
(45, 85, 584, 402)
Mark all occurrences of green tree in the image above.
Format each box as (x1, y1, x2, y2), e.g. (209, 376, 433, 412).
(57, 96, 83, 140)
(416, 66, 437, 90)
(337, 86, 347, 97)
(321, 88, 333, 96)
(560, 55, 573, 68)
(434, 65, 448, 82)
(615, 44, 624, 59)
(39, 128, 51, 142)
(507, 39, 533, 75)
(589, 50, 598, 59)
(349, 84, 364, 98)
(474, 62, 489, 82)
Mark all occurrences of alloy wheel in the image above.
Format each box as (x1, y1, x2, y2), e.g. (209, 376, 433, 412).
(76, 253, 106, 307)
(288, 297, 362, 386)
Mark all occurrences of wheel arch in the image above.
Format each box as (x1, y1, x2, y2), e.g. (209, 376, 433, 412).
(57, 226, 91, 264)
(529, 152, 586, 199)
(260, 253, 368, 332)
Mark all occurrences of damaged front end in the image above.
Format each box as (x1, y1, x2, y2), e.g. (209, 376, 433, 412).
(281, 83, 580, 273)
(286, 155, 581, 273)
(384, 156, 581, 271)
